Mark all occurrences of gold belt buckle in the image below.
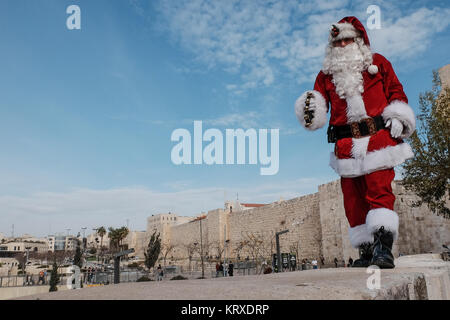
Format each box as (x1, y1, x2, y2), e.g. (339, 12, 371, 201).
(350, 118, 377, 138)
(364, 118, 377, 135)
(350, 122, 361, 138)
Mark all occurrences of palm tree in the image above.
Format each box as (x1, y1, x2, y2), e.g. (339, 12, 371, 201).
(97, 226, 106, 250)
(108, 227, 120, 252)
(108, 226, 129, 252)
(96, 226, 106, 262)
(118, 227, 129, 251)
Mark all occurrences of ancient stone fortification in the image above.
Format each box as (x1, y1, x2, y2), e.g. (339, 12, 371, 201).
(151, 179, 450, 267)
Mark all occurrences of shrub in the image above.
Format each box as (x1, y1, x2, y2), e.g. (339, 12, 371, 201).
(170, 275, 187, 280)
(136, 276, 153, 282)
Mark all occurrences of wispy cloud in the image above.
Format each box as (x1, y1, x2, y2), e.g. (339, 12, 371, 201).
(204, 111, 262, 128)
(150, 0, 449, 92)
(367, 7, 450, 60)
(0, 176, 332, 236)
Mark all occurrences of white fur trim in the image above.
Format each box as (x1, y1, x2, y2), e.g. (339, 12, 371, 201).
(295, 90, 328, 130)
(329, 22, 358, 42)
(329, 142, 414, 178)
(381, 100, 416, 139)
(366, 208, 399, 240)
(351, 136, 370, 159)
(346, 94, 367, 123)
(368, 65, 378, 74)
(348, 224, 374, 248)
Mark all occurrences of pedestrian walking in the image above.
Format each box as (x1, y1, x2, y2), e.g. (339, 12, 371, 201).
(38, 270, 45, 285)
(228, 261, 234, 277)
(215, 262, 220, 277)
(156, 264, 163, 281)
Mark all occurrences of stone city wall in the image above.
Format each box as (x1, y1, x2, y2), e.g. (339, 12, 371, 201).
(151, 179, 450, 268)
(228, 193, 322, 262)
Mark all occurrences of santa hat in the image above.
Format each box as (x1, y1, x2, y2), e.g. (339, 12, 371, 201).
(328, 16, 378, 75)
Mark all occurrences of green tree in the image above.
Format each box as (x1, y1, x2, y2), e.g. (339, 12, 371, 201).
(73, 240, 83, 269)
(108, 227, 120, 252)
(97, 226, 106, 249)
(108, 226, 129, 252)
(402, 70, 450, 218)
(118, 227, 129, 250)
(144, 231, 161, 270)
(96, 226, 106, 262)
(49, 260, 60, 292)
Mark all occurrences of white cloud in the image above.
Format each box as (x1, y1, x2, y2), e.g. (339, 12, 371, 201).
(204, 111, 262, 128)
(152, 0, 450, 91)
(368, 7, 450, 59)
(0, 177, 331, 237)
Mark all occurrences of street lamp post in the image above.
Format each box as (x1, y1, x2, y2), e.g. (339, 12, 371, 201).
(275, 229, 289, 273)
(224, 239, 230, 277)
(81, 227, 87, 252)
(199, 218, 205, 279)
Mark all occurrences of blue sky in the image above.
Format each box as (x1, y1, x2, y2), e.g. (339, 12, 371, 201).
(0, 0, 449, 237)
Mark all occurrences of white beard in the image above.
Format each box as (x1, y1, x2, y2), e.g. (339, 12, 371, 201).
(322, 42, 370, 99)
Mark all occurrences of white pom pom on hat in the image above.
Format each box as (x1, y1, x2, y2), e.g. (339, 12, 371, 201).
(368, 64, 378, 75)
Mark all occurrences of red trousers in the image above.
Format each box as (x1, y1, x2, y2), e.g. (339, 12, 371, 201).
(341, 169, 395, 228)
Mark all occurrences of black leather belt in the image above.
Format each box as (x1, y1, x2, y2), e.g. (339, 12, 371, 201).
(327, 115, 386, 143)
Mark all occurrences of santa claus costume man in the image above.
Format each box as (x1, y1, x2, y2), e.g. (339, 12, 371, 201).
(295, 17, 415, 268)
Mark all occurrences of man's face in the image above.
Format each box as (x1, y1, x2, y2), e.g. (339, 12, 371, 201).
(333, 37, 355, 48)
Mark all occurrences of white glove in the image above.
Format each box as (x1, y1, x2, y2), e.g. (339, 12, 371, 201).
(385, 118, 403, 138)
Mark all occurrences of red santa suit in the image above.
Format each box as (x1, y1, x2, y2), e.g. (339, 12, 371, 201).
(295, 17, 415, 248)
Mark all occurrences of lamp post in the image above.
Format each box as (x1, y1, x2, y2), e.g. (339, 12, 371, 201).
(199, 218, 205, 279)
(92, 228, 99, 262)
(224, 239, 229, 277)
(81, 227, 87, 252)
(275, 229, 289, 273)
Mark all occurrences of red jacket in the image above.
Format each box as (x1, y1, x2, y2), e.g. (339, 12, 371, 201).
(295, 53, 415, 178)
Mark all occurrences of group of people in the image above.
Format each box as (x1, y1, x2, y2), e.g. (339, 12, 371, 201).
(83, 266, 99, 284)
(333, 257, 355, 268)
(215, 261, 234, 277)
(22, 270, 47, 286)
(300, 259, 319, 270)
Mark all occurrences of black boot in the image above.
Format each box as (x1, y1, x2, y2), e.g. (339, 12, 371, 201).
(352, 242, 373, 267)
(370, 226, 395, 269)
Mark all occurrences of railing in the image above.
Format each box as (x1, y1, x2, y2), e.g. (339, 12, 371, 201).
(0, 262, 339, 287)
(0, 274, 71, 288)
(0, 270, 149, 288)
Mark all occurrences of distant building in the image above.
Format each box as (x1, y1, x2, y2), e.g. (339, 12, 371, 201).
(123, 231, 148, 260)
(86, 231, 110, 250)
(439, 64, 450, 88)
(0, 240, 48, 257)
(225, 200, 266, 212)
(46, 234, 78, 252)
(146, 212, 194, 245)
